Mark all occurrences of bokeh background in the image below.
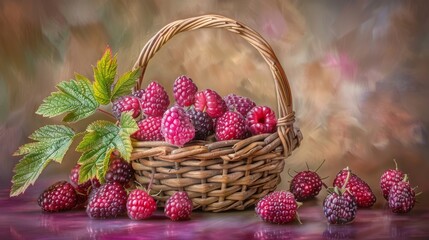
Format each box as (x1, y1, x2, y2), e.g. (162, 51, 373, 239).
(1, 0, 428, 206)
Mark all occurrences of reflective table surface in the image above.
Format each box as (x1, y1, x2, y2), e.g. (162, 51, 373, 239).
(1, 188, 428, 240)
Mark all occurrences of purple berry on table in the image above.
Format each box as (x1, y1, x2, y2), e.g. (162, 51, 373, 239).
(112, 96, 141, 119)
(290, 168, 324, 201)
(142, 81, 170, 117)
(215, 111, 246, 141)
(127, 189, 157, 220)
(223, 94, 256, 116)
(246, 106, 277, 135)
(161, 106, 195, 146)
(38, 181, 77, 212)
(194, 89, 227, 118)
(132, 116, 163, 141)
(86, 182, 127, 219)
(164, 191, 193, 221)
(173, 75, 198, 107)
(388, 175, 416, 214)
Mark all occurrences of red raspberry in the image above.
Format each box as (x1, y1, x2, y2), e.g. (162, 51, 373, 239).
(164, 191, 193, 221)
(132, 89, 146, 99)
(132, 116, 163, 141)
(388, 175, 416, 214)
(38, 181, 77, 212)
(290, 171, 324, 201)
(246, 106, 277, 135)
(215, 111, 247, 141)
(105, 157, 134, 185)
(194, 89, 227, 118)
(255, 191, 300, 224)
(112, 96, 141, 119)
(380, 159, 405, 200)
(223, 94, 256, 116)
(186, 108, 214, 140)
(161, 106, 195, 146)
(173, 75, 198, 107)
(86, 182, 128, 219)
(142, 81, 170, 117)
(126, 189, 157, 220)
(333, 167, 376, 208)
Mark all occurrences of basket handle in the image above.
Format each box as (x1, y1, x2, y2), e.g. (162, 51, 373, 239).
(133, 14, 294, 119)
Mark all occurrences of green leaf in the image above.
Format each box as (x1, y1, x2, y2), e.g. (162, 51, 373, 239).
(111, 68, 141, 101)
(36, 75, 99, 123)
(76, 112, 137, 183)
(93, 48, 117, 105)
(10, 125, 75, 197)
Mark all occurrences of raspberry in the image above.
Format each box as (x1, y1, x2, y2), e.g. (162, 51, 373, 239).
(173, 75, 198, 107)
(246, 106, 277, 135)
(142, 81, 170, 117)
(333, 167, 376, 208)
(86, 182, 127, 219)
(388, 175, 416, 214)
(38, 181, 77, 212)
(380, 159, 405, 200)
(132, 116, 163, 141)
(290, 171, 324, 201)
(164, 191, 193, 221)
(323, 190, 357, 224)
(215, 111, 247, 141)
(126, 189, 157, 220)
(186, 108, 214, 140)
(161, 106, 195, 146)
(255, 191, 300, 224)
(112, 96, 141, 119)
(223, 94, 256, 116)
(194, 89, 227, 118)
(132, 89, 146, 99)
(105, 157, 134, 185)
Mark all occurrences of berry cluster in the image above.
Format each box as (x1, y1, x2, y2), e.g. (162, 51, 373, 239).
(114, 75, 278, 146)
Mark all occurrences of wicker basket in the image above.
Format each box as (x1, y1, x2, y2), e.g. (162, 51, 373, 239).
(130, 14, 303, 212)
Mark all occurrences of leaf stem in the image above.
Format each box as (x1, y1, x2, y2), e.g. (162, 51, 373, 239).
(97, 108, 116, 120)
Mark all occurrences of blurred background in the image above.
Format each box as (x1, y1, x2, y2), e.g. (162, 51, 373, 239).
(1, 0, 428, 206)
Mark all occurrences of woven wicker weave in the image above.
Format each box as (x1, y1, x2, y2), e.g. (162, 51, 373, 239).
(130, 14, 303, 212)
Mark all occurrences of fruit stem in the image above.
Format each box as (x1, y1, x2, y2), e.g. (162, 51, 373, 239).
(314, 159, 326, 173)
(393, 159, 399, 170)
(340, 168, 351, 194)
(402, 174, 408, 182)
(97, 108, 116, 120)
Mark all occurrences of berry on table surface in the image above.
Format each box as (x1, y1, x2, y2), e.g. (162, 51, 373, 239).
(38, 181, 77, 212)
(132, 116, 164, 141)
(161, 106, 195, 146)
(86, 182, 128, 219)
(127, 189, 157, 220)
(289, 161, 326, 201)
(255, 191, 301, 224)
(142, 81, 170, 117)
(194, 89, 227, 118)
(173, 75, 198, 107)
(223, 94, 256, 116)
(323, 171, 357, 224)
(164, 191, 193, 221)
(380, 159, 405, 200)
(333, 167, 376, 208)
(215, 111, 247, 141)
(246, 106, 277, 135)
(388, 175, 416, 214)
(186, 108, 214, 140)
(112, 96, 141, 119)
